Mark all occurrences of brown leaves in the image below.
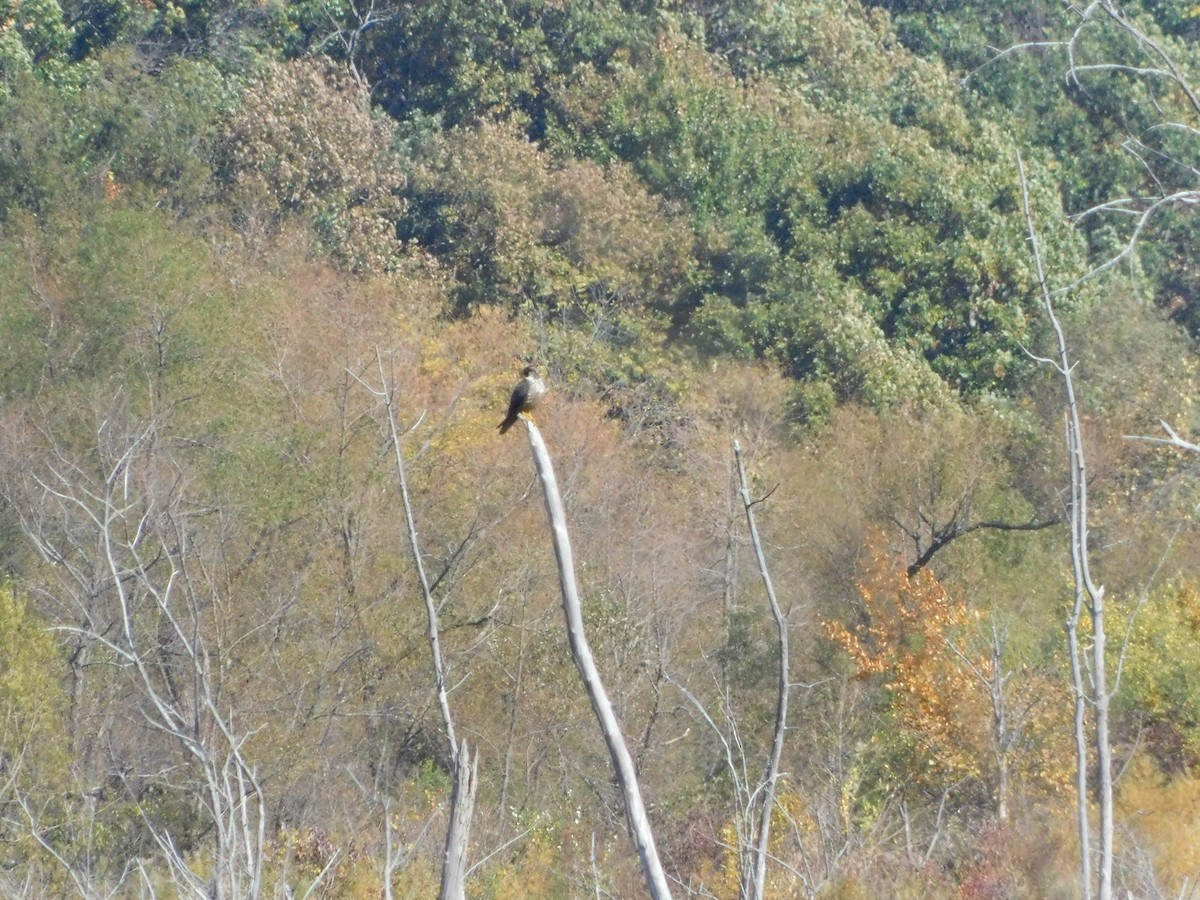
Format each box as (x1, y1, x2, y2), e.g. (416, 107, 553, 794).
(217, 59, 406, 273)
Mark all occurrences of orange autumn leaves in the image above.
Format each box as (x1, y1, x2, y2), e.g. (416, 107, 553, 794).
(828, 539, 1071, 805)
(828, 544, 983, 786)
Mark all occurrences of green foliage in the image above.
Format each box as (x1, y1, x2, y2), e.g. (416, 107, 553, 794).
(0, 0, 1193, 408)
(548, 13, 1089, 401)
(0, 581, 68, 779)
(0, 201, 231, 400)
(880, 0, 1200, 322)
(0, 69, 84, 215)
(0, 0, 71, 79)
(406, 119, 692, 310)
(1116, 583, 1200, 771)
(0, 0, 292, 77)
(352, 0, 656, 128)
(0, 48, 233, 220)
(0, 580, 72, 881)
(356, 0, 555, 126)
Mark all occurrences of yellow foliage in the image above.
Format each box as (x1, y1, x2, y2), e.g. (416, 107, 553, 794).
(692, 819, 741, 899)
(0, 580, 69, 787)
(1117, 582, 1200, 767)
(694, 788, 818, 898)
(485, 830, 564, 900)
(1115, 754, 1200, 895)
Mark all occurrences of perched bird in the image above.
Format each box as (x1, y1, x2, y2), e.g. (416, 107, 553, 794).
(498, 365, 546, 434)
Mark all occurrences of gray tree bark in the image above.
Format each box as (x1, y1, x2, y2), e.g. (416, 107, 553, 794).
(360, 350, 476, 900)
(732, 440, 790, 900)
(522, 418, 673, 900)
(1020, 154, 1111, 900)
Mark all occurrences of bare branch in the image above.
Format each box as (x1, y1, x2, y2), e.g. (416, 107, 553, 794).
(1125, 419, 1200, 454)
(733, 439, 791, 900)
(367, 349, 458, 758)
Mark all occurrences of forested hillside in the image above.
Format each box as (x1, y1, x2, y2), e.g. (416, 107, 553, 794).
(1, 0, 1199, 896)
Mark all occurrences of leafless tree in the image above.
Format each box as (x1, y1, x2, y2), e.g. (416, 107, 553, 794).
(1020, 153, 1112, 900)
(1128, 419, 1200, 456)
(1056, 3, 1200, 297)
(666, 439, 802, 898)
(978, 2, 1200, 300)
(12, 406, 266, 899)
(318, 0, 395, 90)
(353, 349, 478, 900)
(944, 618, 1020, 823)
(994, 6, 1200, 896)
(731, 439, 791, 900)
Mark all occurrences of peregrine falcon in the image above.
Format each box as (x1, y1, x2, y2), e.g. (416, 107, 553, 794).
(499, 365, 546, 434)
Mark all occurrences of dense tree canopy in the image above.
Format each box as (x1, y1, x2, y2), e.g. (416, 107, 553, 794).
(1, 0, 1199, 896)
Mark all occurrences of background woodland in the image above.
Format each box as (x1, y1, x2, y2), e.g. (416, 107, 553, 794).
(2, 0, 1200, 896)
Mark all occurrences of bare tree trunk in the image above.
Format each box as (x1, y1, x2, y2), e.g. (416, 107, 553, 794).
(521, 418, 673, 900)
(1019, 154, 1111, 900)
(359, 350, 475, 899)
(371, 352, 457, 755)
(989, 628, 1010, 824)
(732, 440, 790, 900)
(440, 739, 479, 900)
